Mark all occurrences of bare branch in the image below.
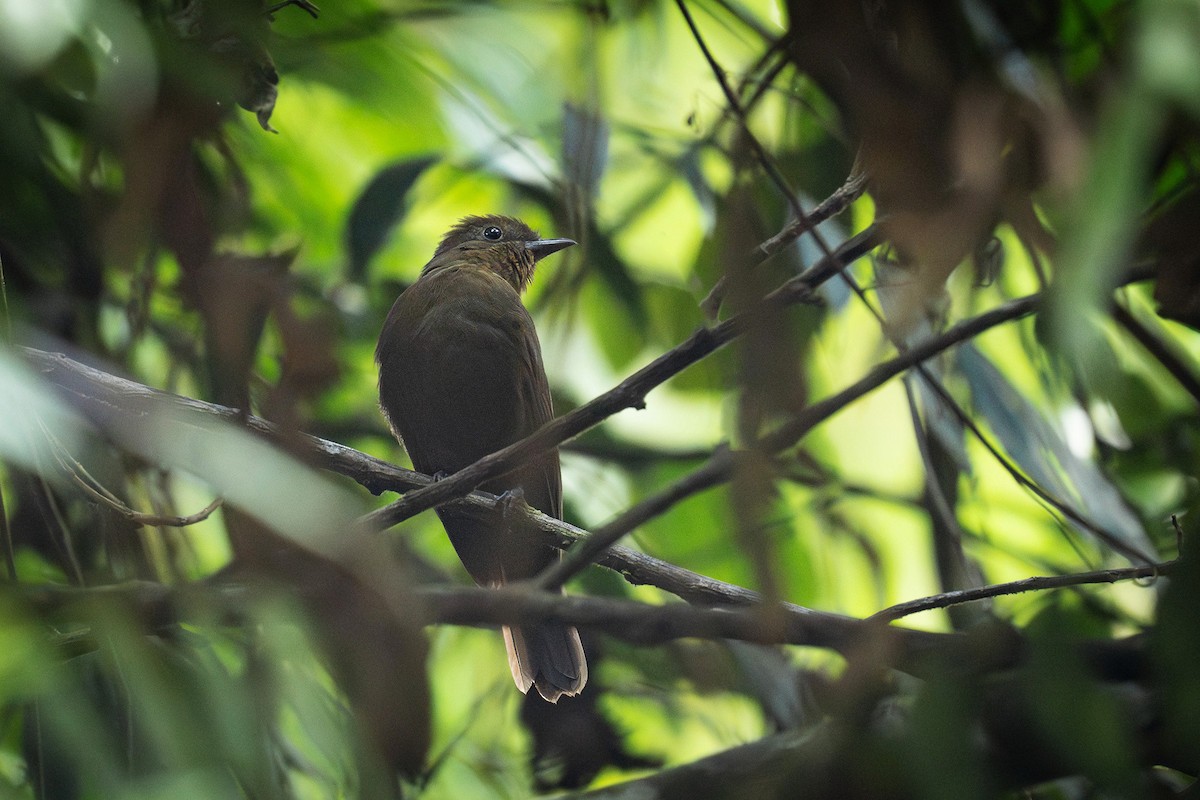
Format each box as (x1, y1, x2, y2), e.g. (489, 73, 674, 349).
(700, 171, 870, 319)
(869, 559, 1176, 624)
(756, 171, 870, 260)
(15, 578, 1001, 678)
(26, 337, 1166, 672)
(673, 0, 805, 221)
(42, 421, 223, 527)
(537, 292, 1042, 590)
(14, 344, 1025, 681)
(22, 572, 1163, 688)
(914, 358, 1155, 565)
(678, 0, 867, 331)
(27, 287, 1037, 600)
(16, 351, 1176, 686)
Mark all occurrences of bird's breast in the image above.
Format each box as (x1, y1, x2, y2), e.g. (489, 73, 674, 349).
(377, 265, 542, 474)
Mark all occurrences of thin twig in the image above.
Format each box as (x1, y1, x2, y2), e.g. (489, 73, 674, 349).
(38, 477, 86, 586)
(738, 43, 791, 114)
(761, 296, 1041, 450)
(677, 0, 862, 331)
(680, 0, 852, 275)
(536, 449, 735, 590)
(700, 171, 870, 319)
(756, 171, 870, 260)
(904, 376, 975, 597)
(856, 256, 1139, 563)
(813, 263, 1150, 565)
(42, 424, 222, 528)
(868, 559, 1176, 623)
(265, 0, 319, 19)
(674, 0, 805, 221)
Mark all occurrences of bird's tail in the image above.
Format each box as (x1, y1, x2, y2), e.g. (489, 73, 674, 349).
(503, 622, 587, 703)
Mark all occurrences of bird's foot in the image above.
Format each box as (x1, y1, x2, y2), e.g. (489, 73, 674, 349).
(496, 488, 528, 522)
(431, 470, 450, 482)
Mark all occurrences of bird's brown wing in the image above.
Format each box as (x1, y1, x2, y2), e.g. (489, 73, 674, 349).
(377, 264, 561, 582)
(378, 259, 585, 702)
(510, 315, 562, 520)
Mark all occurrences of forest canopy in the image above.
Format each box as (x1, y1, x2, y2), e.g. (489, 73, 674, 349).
(2, 0, 1200, 797)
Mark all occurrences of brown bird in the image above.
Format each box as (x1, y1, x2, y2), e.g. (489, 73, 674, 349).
(376, 214, 587, 702)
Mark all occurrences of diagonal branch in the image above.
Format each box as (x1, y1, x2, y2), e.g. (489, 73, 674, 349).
(536, 292, 1042, 590)
(674, 0, 806, 221)
(868, 559, 1176, 623)
(700, 172, 870, 319)
(41, 421, 223, 527)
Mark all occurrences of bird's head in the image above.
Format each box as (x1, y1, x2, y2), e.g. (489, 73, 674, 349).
(424, 215, 575, 293)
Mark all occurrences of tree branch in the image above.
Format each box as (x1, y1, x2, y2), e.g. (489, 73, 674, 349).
(869, 559, 1175, 623)
(24, 289, 1042, 609)
(699, 171, 870, 319)
(536, 292, 1042, 590)
(41, 421, 223, 527)
(674, 0, 806, 222)
(25, 335, 1169, 677)
(16, 578, 1007, 678)
(756, 171, 869, 260)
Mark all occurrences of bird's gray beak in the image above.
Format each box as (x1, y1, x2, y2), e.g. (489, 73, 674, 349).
(525, 237, 576, 261)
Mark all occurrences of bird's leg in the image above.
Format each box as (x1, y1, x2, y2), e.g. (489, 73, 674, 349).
(495, 488, 528, 524)
(431, 470, 450, 482)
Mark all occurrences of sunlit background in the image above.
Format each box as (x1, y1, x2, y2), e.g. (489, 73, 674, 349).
(2, 0, 1200, 796)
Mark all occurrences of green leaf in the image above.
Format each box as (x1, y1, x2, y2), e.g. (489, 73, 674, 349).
(563, 103, 609, 200)
(957, 343, 1155, 561)
(345, 156, 437, 280)
(590, 219, 648, 327)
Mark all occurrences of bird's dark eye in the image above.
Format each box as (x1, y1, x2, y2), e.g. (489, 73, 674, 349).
(482, 226, 503, 241)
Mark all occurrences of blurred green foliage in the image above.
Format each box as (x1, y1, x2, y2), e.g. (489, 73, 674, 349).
(2, 0, 1200, 797)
